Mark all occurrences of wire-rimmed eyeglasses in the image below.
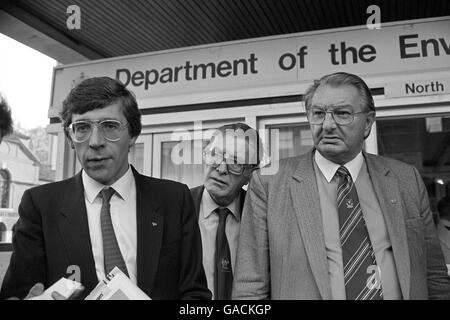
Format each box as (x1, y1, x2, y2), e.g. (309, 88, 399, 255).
(203, 150, 257, 175)
(307, 108, 370, 125)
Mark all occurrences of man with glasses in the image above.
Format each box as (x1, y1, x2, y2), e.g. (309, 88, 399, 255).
(190, 123, 262, 300)
(1, 77, 210, 300)
(233, 72, 450, 300)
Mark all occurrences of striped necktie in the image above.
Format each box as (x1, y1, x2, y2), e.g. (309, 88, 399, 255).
(214, 207, 233, 300)
(336, 166, 383, 300)
(100, 187, 129, 277)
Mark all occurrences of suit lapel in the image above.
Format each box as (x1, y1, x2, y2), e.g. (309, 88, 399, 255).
(57, 172, 98, 292)
(290, 152, 332, 299)
(364, 153, 411, 299)
(133, 167, 163, 295)
(190, 185, 204, 218)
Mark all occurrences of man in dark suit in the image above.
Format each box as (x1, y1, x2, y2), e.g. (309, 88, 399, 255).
(190, 123, 262, 300)
(0, 77, 210, 300)
(0, 95, 13, 143)
(233, 72, 450, 299)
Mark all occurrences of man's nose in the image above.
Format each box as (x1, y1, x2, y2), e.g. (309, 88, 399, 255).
(322, 112, 337, 130)
(215, 162, 228, 174)
(89, 125, 105, 148)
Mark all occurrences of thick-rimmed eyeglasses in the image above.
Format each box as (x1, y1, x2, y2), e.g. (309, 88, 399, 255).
(68, 120, 128, 143)
(307, 108, 370, 126)
(203, 151, 255, 175)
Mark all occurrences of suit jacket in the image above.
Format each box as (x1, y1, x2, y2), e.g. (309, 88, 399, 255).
(190, 185, 246, 219)
(232, 150, 450, 300)
(0, 167, 211, 300)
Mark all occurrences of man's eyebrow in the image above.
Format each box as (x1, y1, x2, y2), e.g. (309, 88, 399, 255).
(310, 104, 354, 109)
(72, 117, 121, 122)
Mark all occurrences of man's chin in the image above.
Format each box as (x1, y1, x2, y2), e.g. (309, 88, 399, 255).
(84, 168, 111, 185)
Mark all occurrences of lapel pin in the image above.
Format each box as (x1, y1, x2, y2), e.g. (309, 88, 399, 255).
(152, 222, 158, 227)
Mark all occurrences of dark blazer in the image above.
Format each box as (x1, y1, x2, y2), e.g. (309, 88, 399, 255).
(0, 167, 211, 300)
(190, 185, 246, 219)
(233, 150, 450, 299)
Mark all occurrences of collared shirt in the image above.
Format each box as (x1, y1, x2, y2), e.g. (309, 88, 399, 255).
(437, 219, 450, 265)
(82, 166, 137, 284)
(314, 150, 402, 300)
(199, 188, 241, 299)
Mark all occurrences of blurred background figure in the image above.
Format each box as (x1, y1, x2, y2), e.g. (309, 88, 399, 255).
(0, 95, 13, 143)
(437, 196, 450, 268)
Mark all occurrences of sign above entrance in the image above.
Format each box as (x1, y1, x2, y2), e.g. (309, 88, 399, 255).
(385, 78, 450, 98)
(51, 18, 450, 112)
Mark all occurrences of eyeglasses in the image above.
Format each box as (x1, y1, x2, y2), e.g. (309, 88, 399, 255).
(203, 151, 254, 175)
(307, 108, 369, 125)
(68, 120, 128, 143)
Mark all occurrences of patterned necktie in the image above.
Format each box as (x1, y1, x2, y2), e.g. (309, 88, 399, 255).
(100, 187, 129, 277)
(214, 207, 233, 300)
(336, 166, 383, 300)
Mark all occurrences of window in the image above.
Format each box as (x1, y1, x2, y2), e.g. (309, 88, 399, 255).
(377, 115, 450, 220)
(269, 124, 313, 160)
(0, 169, 11, 208)
(161, 140, 209, 188)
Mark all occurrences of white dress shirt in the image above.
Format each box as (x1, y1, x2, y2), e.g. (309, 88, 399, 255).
(198, 188, 241, 299)
(82, 166, 137, 284)
(314, 150, 401, 299)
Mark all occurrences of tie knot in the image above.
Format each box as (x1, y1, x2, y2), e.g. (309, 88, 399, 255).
(336, 166, 350, 178)
(215, 207, 231, 221)
(100, 187, 115, 203)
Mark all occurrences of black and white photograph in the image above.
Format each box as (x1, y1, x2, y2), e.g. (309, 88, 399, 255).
(0, 0, 449, 312)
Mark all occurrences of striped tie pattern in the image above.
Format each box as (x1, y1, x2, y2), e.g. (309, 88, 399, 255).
(100, 187, 129, 277)
(336, 166, 382, 300)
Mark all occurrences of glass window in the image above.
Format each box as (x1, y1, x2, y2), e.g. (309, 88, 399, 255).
(0, 169, 11, 208)
(161, 139, 208, 188)
(377, 115, 450, 221)
(129, 143, 144, 173)
(269, 124, 313, 160)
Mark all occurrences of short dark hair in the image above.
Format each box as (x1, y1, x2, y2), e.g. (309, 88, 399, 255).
(303, 72, 375, 114)
(438, 196, 450, 220)
(210, 122, 263, 167)
(61, 77, 142, 140)
(0, 95, 13, 141)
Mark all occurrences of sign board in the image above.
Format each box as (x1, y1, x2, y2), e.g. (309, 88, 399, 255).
(385, 78, 450, 98)
(51, 18, 450, 114)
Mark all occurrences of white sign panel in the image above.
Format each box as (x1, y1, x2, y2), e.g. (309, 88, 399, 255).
(385, 78, 450, 98)
(51, 18, 450, 113)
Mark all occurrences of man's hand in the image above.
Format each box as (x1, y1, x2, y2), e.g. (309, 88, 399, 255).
(25, 283, 46, 299)
(22, 282, 85, 300)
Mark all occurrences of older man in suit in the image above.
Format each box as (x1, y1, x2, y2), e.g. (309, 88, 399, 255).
(232, 72, 450, 300)
(0, 77, 210, 300)
(191, 123, 262, 300)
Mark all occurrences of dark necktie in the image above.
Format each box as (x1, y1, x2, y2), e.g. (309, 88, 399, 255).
(336, 166, 383, 300)
(214, 207, 233, 300)
(100, 187, 129, 277)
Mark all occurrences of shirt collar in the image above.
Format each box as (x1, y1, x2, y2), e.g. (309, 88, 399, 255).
(314, 150, 363, 183)
(202, 188, 241, 222)
(82, 166, 134, 203)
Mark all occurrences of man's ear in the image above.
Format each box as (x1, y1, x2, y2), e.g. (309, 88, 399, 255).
(129, 136, 137, 150)
(66, 137, 75, 149)
(364, 111, 376, 140)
